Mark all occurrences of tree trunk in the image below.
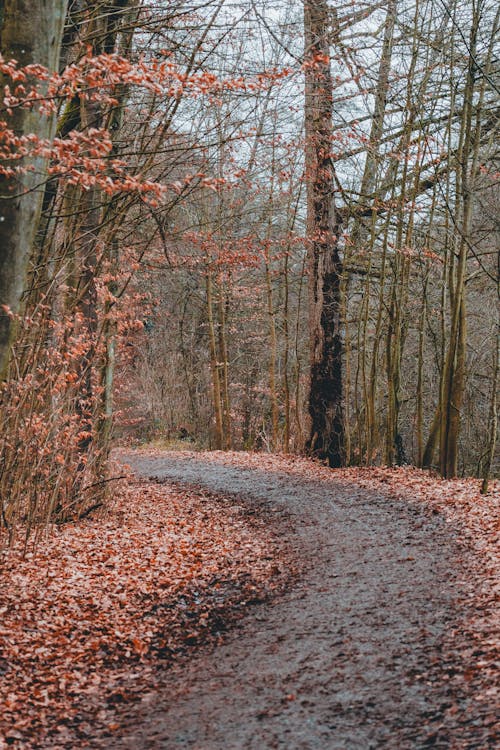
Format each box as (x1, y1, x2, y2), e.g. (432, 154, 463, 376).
(304, 0, 344, 467)
(439, 5, 490, 477)
(206, 270, 224, 449)
(216, 281, 232, 450)
(481, 329, 498, 494)
(0, 0, 68, 378)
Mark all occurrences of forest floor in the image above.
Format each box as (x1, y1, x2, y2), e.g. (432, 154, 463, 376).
(0, 450, 498, 749)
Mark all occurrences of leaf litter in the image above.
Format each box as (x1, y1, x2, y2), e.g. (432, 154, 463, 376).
(1, 449, 498, 748)
(0, 474, 294, 748)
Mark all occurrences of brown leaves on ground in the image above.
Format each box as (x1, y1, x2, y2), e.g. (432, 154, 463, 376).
(146, 449, 499, 723)
(0, 478, 293, 749)
(1, 449, 498, 748)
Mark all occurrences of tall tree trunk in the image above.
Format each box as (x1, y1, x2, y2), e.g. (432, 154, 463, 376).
(63, 0, 137, 499)
(265, 253, 279, 449)
(206, 270, 224, 449)
(481, 328, 498, 494)
(304, 0, 344, 467)
(439, 4, 492, 477)
(0, 0, 68, 378)
(216, 281, 232, 450)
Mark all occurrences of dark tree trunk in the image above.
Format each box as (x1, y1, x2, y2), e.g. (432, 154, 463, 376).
(304, 0, 345, 467)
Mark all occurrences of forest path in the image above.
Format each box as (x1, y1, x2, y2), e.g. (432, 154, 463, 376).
(111, 452, 485, 749)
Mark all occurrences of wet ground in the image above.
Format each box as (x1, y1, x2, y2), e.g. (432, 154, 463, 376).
(106, 452, 497, 749)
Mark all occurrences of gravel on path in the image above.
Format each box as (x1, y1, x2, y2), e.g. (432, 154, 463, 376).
(110, 453, 497, 750)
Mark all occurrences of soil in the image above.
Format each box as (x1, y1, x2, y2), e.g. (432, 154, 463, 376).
(101, 452, 499, 750)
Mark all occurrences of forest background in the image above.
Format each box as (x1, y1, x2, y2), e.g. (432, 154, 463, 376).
(0, 0, 498, 539)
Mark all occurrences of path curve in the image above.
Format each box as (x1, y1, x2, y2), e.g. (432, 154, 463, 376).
(111, 453, 483, 749)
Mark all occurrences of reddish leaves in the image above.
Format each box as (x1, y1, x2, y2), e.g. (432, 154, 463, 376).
(0, 479, 290, 748)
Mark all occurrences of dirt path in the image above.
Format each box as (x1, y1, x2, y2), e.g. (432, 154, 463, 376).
(110, 453, 495, 749)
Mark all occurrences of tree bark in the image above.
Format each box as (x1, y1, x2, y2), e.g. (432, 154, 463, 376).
(0, 0, 68, 378)
(304, 0, 344, 467)
(481, 329, 498, 494)
(206, 270, 224, 449)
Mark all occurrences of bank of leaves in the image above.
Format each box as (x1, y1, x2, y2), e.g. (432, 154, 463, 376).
(0, 479, 292, 748)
